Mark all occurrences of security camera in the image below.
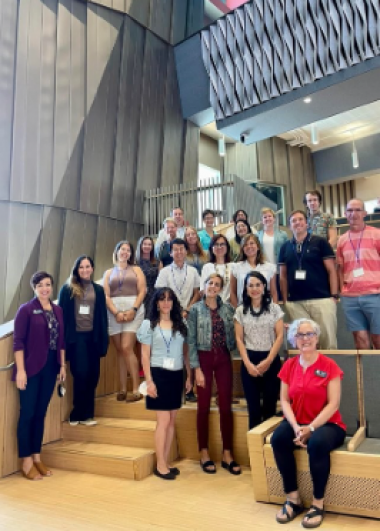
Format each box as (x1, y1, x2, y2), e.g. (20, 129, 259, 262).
(240, 132, 249, 143)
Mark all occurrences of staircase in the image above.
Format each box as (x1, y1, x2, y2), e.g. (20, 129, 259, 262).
(42, 396, 177, 481)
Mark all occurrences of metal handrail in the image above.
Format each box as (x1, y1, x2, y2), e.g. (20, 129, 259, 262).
(0, 361, 15, 372)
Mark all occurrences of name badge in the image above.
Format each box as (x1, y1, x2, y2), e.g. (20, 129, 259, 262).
(353, 267, 364, 278)
(163, 357, 175, 370)
(315, 370, 328, 378)
(79, 305, 90, 315)
(33, 309, 43, 314)
(295, 270, 307, 280)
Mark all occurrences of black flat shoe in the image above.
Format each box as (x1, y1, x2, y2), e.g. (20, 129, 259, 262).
(301, 505, 324, 528)
(276, 499, 304, 524)
(200, 460, 216, 474)
(169, 467, 180, 476)
(154, 468, 176, 480)
(221, 460, 241, 475)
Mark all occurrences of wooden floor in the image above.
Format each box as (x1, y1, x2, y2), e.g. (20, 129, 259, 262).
(0, 460, 378, 531)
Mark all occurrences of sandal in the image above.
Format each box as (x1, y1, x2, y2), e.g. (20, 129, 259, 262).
(221, 460, 241, 475)
(276, 499, 304, 524)
(21, 464, 43, 481)
(200, 460, 216, 474)
(34, 461, 52, 476)
(116, 392, 126, 401)
(127, 392, 143, 402)
(302, 505, 324, 529)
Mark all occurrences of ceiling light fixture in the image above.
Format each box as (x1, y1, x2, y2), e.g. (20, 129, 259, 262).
(303, 97, 312, 103)
(218, 136, 226, 157)
(310, 124, 319, 145)
(352, 140, 359, 168)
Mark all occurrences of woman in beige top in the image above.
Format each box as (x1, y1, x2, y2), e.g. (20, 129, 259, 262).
(103, 241, 146, 402)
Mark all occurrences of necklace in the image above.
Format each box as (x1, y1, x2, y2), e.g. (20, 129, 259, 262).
(171, 263, 187, 295)
(215, 263, 231, 285)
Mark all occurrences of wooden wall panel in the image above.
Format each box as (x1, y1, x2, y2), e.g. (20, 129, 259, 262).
(149, 0, 172, 43)
(171, 0, 188, 44)
(53, 0, 86, 210)
(182, 121, 200, 183)
(0, 0, 18, 200)
(1, 336, 19, 477)
(331, 185, 339, 218)
(93, 217, 128, 280)
(301, 146, 315, 191)
(287, 146, 304, 210)
(272, 137, 291, 218)
(0, 202, 11, 323)
(225, 142, 258, 182)
(110, 16, 145, 222)
(257, 139, 274, 182)
(80, 4, 123, 217)
(58, 211, 98, 289)
(122, 0, 150, 27)
(134, 32, 169, 221)
(38, 207, 65, 299)
(161, 48, 185, 187)
(339, 183, 346, 217)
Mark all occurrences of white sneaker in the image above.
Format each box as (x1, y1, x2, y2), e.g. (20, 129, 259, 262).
(69, 420, 79, 426)
(79, 419, 98, 426)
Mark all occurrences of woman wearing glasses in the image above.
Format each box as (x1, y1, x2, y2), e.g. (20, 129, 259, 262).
(200, 235, 233, 303)
(271, 318, 346, 529)
(234, 271, 283, 430)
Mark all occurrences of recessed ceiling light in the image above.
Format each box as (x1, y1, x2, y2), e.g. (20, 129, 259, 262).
(303, 97, 312, 103)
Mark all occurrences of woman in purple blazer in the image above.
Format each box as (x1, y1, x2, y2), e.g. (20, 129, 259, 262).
(13, 271, 66, 480)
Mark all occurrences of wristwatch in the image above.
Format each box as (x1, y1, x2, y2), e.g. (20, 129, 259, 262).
(331, 294, 339, 300)
(309, 425, 315, 432)
(132, 307, 138, 312)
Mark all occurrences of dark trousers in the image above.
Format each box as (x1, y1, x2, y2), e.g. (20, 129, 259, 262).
(241, 350, 281, 429)
(70, 332, 100, 421)
(197, 348, 233, 451)
(271, 419, 346, 499)
(17, 349, 59, 458)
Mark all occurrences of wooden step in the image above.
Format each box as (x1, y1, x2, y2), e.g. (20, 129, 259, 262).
(95, 394, 157, 421)
(42, 441, 155, 480)
(62, 417, 178, 462)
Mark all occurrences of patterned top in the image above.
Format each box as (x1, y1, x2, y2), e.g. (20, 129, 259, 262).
(210, 307, 227, 350)
(336, 225, 380, 296)
(44, 309, 59, 350)
(138, 259, 159, 311)
(234, 302, 283, 351)
(307, 211, 336, 240)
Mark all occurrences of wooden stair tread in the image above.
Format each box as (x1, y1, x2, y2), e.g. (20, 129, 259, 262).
(65, 417, 156, 430)
(43, 441, 155, 459)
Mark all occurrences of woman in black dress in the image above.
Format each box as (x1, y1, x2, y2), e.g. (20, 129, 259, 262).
(136, 236, 159, 314)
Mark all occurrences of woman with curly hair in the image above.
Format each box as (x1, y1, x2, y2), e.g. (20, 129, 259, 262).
(234, 271, 284, 429)
(184, 226, 209, 275)
(137, 288, 192, 480)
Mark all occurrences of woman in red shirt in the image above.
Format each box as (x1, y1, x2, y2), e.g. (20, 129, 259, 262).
(271, 318, 346, 529)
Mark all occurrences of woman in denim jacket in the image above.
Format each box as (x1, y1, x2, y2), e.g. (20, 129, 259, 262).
(187, 273, 241, 476)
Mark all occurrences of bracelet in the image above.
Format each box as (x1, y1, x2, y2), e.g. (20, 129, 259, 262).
(132, 307, 138, 313)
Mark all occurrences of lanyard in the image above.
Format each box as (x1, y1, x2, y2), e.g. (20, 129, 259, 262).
(171, 264, 187, 295)
(292, 236, 309, 270)
(158, 326, 172, 355)
(348, 229, 364, 265)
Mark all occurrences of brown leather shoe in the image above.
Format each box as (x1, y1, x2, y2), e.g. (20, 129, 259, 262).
(21, 464, 43, 481)
(127, 392, 143, 402)
(34, 461, 52, 476)
(116, 392, 127, 401)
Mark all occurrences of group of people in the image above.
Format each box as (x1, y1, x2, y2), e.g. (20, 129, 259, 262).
(12, 193, 380, 528)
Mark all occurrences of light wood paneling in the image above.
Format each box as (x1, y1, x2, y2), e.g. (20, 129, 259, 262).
(93, 217, 128, 280)
(225, 142, 258, 183)
(38, 207, 65, 300)
(287, 145, 305, 210)
(182, 121, 200, 184)
(149, 0, 172, 43)
(257, 139, 274, 183)
(272, 137, 292, 217)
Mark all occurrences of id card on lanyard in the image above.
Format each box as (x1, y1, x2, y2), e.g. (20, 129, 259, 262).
(349, 229, 365, 278)
(293, 237, 309, 280)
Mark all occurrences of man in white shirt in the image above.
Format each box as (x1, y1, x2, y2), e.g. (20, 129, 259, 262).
(155, 238, 200, 318)
(155, 207, 186, 252)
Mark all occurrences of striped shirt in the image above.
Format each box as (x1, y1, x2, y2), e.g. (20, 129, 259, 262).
(336, 226, 380, 296)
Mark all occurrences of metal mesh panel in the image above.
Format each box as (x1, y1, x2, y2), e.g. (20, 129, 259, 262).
(201, 0, 380, 120)
(267, 466, 380, 511)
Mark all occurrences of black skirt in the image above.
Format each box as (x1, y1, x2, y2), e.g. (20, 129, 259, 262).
(146, 367, 184, 411)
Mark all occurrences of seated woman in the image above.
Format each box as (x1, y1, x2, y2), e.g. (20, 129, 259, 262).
(188, 273, 240, 475)
(13, 271, 66, 480)
(229, 219, 252, 262)
(137, 288, 191, 480)
(234, 271, 283, 430)
(184, 226, 209, 275)
(271, 318, 346, 529)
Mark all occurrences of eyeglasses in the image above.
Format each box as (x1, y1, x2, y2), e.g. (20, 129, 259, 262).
(295, 332, 317, 340)
(346, 209, 364, 213)
(213, 243, 226, 248)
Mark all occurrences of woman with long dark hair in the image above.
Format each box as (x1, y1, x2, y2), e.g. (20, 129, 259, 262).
(229, 219, 253, 262)
(14, 271, 66, 480)
(103, 241, 146, 402)
(58, 256, 108, 426)
(137, 288, 191, 480)
(188, 274, 240, 475)
(135, 236, 159, 314)
(234, 271, 284, 429)
(184, 226, 208, 275)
